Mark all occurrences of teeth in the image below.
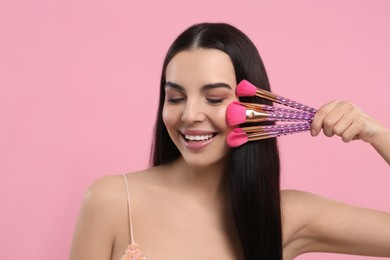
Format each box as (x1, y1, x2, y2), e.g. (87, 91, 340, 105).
(184, 134, 213, 141)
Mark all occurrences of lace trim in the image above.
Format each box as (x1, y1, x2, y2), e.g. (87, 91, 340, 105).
(121, 242, 148, 260)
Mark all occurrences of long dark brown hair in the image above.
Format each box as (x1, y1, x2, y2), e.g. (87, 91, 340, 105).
(150, 23, 282, 259)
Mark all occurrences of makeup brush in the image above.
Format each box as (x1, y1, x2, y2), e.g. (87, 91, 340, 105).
(238, 122, 310, 133)
(227, 123, 310, 147)
(226, 102, 314, 126)
(236, 80, 317, 113)
(238, 101, 314, 118)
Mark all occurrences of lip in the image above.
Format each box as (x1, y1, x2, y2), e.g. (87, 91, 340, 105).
(180, 129, 216, 135)
(179, 130, 218, 151)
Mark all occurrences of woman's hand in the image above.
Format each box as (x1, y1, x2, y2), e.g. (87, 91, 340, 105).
(310, 100, 390, 165)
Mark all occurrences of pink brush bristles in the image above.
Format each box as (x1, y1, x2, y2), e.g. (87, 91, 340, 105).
(226, 102, 247, 126)
(236, 80, 257, 96)
(236, 80, 317, 113)
(227, 130, 248, 147)
(226, 79, 316, 147)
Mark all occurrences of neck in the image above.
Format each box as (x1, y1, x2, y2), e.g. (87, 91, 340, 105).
(165, 156, 229, 206)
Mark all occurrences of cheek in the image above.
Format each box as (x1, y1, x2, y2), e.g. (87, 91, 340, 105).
(162, 105, 180, 130)
(211, 106, 230, 130)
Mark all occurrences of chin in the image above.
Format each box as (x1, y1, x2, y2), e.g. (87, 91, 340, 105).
(181, 153, 229, 170)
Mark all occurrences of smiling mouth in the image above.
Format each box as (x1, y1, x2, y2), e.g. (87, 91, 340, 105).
(180, 132, 218, 142)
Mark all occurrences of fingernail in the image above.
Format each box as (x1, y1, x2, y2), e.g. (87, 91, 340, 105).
(311, 129, 317, 136)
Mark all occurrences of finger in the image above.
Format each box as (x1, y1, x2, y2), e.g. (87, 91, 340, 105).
(341, 121, 361, 143)
(310, 100, 338, 136)
(322, 107, 345, 137)
(333, 102, 365, 142)
(332, 109, 355, 137)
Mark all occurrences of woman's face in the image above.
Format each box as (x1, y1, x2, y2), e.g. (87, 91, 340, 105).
(163, 48, 238, 168)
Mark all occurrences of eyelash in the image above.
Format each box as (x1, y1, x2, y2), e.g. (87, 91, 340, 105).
(166, 97, 225, 105)
(206, 98, 224, 104)
(166, 98, 185, 104)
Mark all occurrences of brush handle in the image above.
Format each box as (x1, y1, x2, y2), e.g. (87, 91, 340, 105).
(274, 123, 310, 135)
(270, 111, 313, 122)
(272, 106, 314, 117)
(247, 123, 310, 140)
(276, 96, 317, 114)
(242, 123, 310, 133)
(246, 109, 313, 123)
(255, 87, 317, 113)
(241, 102, 315, 117)
(267, 109, 314, 121)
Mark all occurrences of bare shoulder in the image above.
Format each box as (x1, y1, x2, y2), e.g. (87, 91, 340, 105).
(71, 170, 154, 259)
(280, 189, 335, 231)
(86, 167, 153, 198)
(280, 189, 332, 257)
(281, 189, 361, 216)
(280, 190, 314, 238)
(85, 174, 127, 205)
(281, 189, 336, 213)
(281, 189, 318, 208)
(281, 189, 313, 219)
(80, 168, 158, 227)
(79, 175, 129, 231)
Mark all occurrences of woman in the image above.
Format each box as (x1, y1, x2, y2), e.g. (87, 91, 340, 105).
(70, 23, 390, 260)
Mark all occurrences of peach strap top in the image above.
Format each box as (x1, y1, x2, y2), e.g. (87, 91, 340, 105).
(121, 174, 148, 260)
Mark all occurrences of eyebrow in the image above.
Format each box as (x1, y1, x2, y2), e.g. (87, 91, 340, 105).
(164, 81, 232, 91)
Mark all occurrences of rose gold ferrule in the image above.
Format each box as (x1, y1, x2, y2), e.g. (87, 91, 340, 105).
(240, 102, 272, 111)
(241, 125, 273, 133)
(245, 109, 270, 123)
(247, 131, 279, 141)
(256, 89, 278, 101)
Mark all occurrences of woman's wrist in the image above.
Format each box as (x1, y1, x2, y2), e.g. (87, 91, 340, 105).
(367, 125, 390, 165)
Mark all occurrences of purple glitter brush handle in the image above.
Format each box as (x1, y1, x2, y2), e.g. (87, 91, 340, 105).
(261, 123, 310, 134)
(275, 124, 310, 135)
(258, 104, 315, 117)
(264, 124, 310, 138)
(245, 123, 311, 141)
(276, 96, 317, 114)
(272, 107, 315, 117)
(268, 112, 314, 122)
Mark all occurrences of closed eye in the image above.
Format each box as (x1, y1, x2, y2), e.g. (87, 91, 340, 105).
(166, 97, 186, 104)
(206, 98, 225, 104)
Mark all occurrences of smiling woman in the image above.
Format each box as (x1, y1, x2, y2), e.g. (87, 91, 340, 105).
(163, 49, 238, 168)
(70, 23, 390, 260)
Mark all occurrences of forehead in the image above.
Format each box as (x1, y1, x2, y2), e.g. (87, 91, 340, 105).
(165, 49, 236, 87)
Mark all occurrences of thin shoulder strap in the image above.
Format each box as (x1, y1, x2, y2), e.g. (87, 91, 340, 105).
(122, 173, 135, 244)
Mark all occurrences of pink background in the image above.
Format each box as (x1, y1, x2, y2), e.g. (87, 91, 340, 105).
(0, 0, 389, 259)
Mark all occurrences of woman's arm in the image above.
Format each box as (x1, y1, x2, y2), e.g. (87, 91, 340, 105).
(70, 176, 121, 260)
(310, 100, 390, 165)
(285, 101, 390, 257)
(283, 190, 390, 257)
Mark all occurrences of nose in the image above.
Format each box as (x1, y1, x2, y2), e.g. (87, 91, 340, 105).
(181, 99, 206, 123)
